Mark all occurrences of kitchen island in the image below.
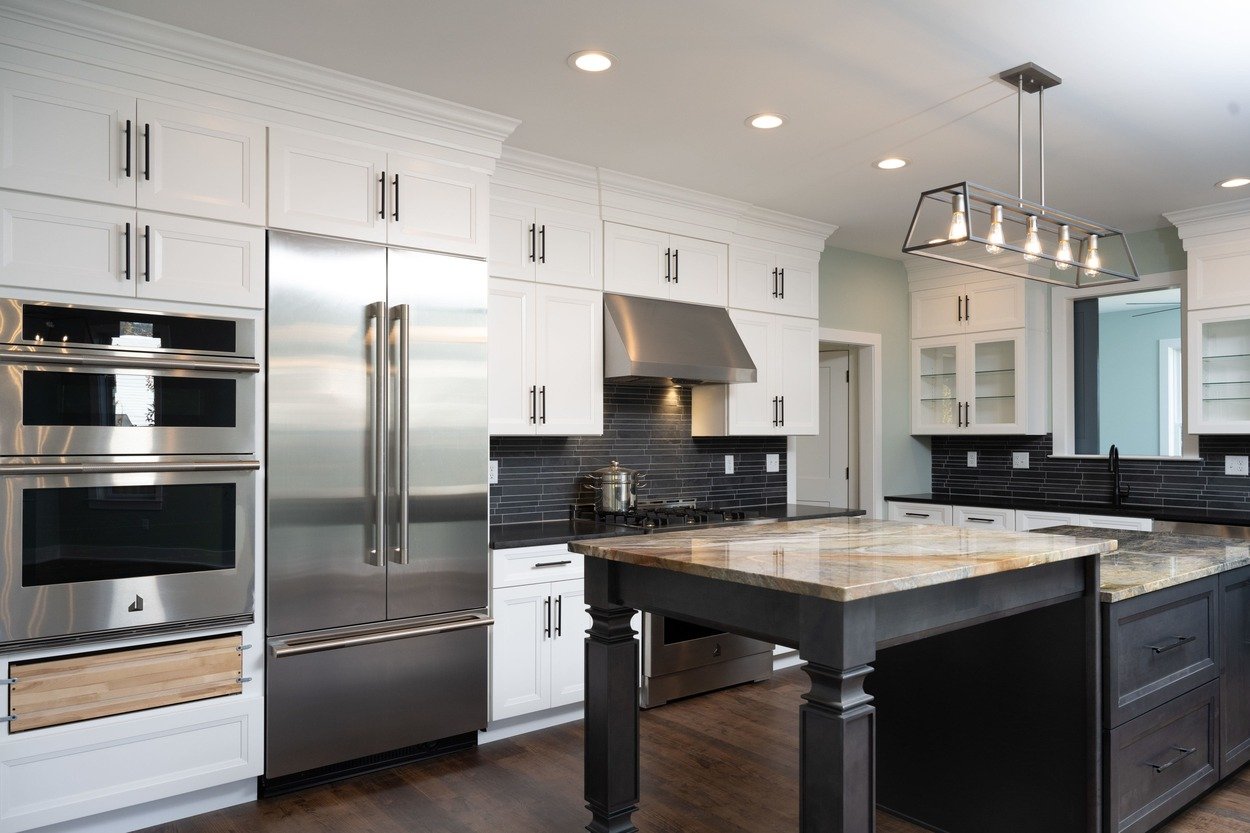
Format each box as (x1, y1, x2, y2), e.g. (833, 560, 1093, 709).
(570, 517, 1117, 833)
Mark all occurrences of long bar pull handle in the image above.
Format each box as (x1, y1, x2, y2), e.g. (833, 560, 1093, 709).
(539, 224, 546, 263)
(1148, 635, 1196, 654)
(269, 614, 494, 658)
(123, 222, 131, 280)
(778, 267, 785, 299)
(0, 459, 260, 475)
(369, 301, 388, 568)
(1148, 746, 1196, 774)
(143, 123, 150, 181)
(539, 385, 546, 424)
(965, 294, 970, 321)
(904, 512, 931, 518)
(0, 351, 260, 373)
(779, 395, 784, 427)
(533, 560, 572, 568)
(529, 385, 537, 424)
(957, 401, 963, 428)
(393, 303, 411, 565)
(123, 119, 132, 178)
(544, 597, 552, 639)
(378, 171, 386, 219)
(143, 224, 151, 282)
(957, 295, 963, 322)
(392, 174, 400, 222)
(529, 223, 537, 262)
(664, 248, 672, 282)
(555, 595, 563, 637)
(772, 267, 779, 298)
(673, 249, 679, 283)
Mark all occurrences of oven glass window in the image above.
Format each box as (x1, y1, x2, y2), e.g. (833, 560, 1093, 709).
(22, 483, 236, 586)
(22, 304, 237, 354)
(23, 371, 236, 428)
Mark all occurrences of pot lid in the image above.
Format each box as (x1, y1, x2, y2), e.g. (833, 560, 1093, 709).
(587, 460, 644, 478)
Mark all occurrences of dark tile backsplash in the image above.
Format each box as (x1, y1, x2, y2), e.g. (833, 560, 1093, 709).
(931, 434, 1250, 518)
(490, 384, 788, 523)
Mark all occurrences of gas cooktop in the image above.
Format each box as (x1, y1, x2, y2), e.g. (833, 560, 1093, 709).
(570, 501, 759, 530)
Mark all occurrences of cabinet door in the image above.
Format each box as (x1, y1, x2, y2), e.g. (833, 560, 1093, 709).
(1079, 514, 1153, 532)
(268, 127, 386, 243)
(603, 222, 668, 299)
(487, 278, 537, 435)
(911, 336, 962, 434)
(488, 199, 535, 281)
(726, 309, 776, 434)
(728, 245, 776, 313)
(1188, 242, 1250, 310)
(535, 207, 600, 290)
(136, 212, 264, 308)
(965, 331, 1025, 434)
(389, 153, 488, 257)
(136, 101, 266, 225)
(534, 285, 602, 435)
(0, 70, 135, 207)
(911, 285, 965, 338)
(549, 578, 587, 708)
(668, 234, 728, 306)
(774, 254, 819, 319)
(0, 191, 134, 297)
(1016, 509, 1079, 531)
(1187, 305, 1250, 434)
(1221, 566, 1250, 778)
(489, 583, 551, 721)
(962, 278, 1027, 333)
(776, 315, 819, 435)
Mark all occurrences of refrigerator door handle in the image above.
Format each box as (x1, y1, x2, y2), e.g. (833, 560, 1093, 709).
(369, 301, 389, 567)
(392, 303, 411, 565)
(268, 613, 494, 658)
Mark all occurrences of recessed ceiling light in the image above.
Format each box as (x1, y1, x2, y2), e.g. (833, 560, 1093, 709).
(875, 157, 909, 170)
(568, 51, 615, 72)
(746, 113, 786, 130)
(1218, 176, 1250, 189)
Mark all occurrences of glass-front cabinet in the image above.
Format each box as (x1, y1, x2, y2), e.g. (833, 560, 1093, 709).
(912, 329, 1032, 435)
(1189, 304, 1250, 433)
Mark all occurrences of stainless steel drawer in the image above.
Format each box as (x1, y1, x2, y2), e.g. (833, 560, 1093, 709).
(1105, 680, 1219, 833)
(1104, 577, 1218, 727)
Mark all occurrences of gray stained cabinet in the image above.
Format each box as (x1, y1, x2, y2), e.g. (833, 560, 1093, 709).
(1220, 565, 1250, 778)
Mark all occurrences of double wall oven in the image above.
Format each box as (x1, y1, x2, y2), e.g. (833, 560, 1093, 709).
(0, 299, 259, 649)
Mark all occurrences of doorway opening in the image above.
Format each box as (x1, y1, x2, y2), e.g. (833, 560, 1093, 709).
(796, 350, 857, 508)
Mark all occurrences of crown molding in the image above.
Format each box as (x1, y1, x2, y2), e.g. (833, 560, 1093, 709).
(1165, 197, 1250, 244)
(734, 205, 836, 253)
(598, 168, 751, 235)
(493, 147, 600, 205)
(0, 0, 520, 150)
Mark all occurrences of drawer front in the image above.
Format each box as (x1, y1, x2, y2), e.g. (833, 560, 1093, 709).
(886, 501, 952, 526)
(953, 505, 1016, 530)
(1106, 680, 1219, 833)
(1105, 577, 1218, 727)
(491, 545, 583, 588)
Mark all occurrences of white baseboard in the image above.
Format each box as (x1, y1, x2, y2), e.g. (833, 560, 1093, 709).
(479, 703, 583, 745)
(773, 651, 804, 671)
(24, 780, 255, 833)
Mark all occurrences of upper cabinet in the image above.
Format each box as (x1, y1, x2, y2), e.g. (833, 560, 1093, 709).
(729, 245, 819, 319)
(603, 221, 728, 307)
(910, 276, 1036, 338)
(489, 198, 600, 289)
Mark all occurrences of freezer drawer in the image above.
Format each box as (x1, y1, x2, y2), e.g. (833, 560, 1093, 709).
(264, 614, 488, 779)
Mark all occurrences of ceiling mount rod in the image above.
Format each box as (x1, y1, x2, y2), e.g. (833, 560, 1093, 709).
(999, 62, 1060, 209)
(1039, 85, 1046, 211)
(1017, 74, 1024, 204)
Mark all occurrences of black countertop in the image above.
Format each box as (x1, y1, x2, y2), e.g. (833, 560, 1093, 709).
(885, 493, 1250, 527)
(489, 504, 864, 549)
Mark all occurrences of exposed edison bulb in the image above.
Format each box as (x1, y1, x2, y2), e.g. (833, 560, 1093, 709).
(1084, 234, 1102, 278)
(948, 194, 968, 246)
(1054, 225, 1073, 271)
(1022, 215, 1042, 262)
(985, 204, 1005, 254)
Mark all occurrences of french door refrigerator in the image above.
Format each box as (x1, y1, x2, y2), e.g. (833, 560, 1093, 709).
(264, 231, 490, 790)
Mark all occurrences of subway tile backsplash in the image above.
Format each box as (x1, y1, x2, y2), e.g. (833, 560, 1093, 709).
(931, 434, 1250, 519)
(490, 384, 787, 523)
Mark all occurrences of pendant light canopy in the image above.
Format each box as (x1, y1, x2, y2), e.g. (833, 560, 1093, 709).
(902, 63, 1139, 288)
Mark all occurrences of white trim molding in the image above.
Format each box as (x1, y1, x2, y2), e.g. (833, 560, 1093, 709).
(1165, 197, 1250, 244)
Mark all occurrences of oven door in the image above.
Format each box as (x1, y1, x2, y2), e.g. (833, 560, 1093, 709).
(643, 612, 773, 677)
(0, 460, 256, 648)
(0, 355, 256, 456)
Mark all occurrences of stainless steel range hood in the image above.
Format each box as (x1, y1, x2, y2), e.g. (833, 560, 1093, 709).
(603, 293, 757, 385)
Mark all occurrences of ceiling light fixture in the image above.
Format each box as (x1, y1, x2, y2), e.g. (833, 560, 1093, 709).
(568, 50, 615, 72)
(875, 157, 908, 170)
(746, 113, 786, 129)
(1218, 177, 1250, 189)
(902, 62, 1139, 288)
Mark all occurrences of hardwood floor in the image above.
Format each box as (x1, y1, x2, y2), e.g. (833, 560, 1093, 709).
(141, 667, 1250, 833)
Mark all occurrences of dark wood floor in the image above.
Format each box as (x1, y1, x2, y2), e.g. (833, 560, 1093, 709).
(141, 666, 1250, 833)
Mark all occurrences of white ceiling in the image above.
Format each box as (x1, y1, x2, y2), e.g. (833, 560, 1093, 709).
(84, 0, 1250, 259)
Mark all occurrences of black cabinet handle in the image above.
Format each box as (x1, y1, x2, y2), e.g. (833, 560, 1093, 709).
(392, 174, 399, 222)
(778, 267, 785, 299)
(664, 248, 672, 282)
(378, 171, 386, 218)
(673, 249, 679, 283)
(555, 595, 563, 637)
(544, 597, 551, 639)
(957, 295, 963, 322)
(965, 294, 971, 320)
(772, 396, 779, 427)
(966, 517, 996, 523)
(1148, 746, 1196, 774)
(123, 119, 132, 178)
(957, 401, 963, 428)
(539, 224, 546, 263)
(771, 267, 779, 298)
(533, 560, 572, 568)
(528, 223, 536, 262)
(123, 222, 131, 280)
(143, 224, 151, 282)
(143, 123, 150, 181)
(904, 512, 930, 518)
(1148, 635, 1196, 654)
(779, 395, 784, 426)
(529, 385, 537, 424)
(539, 385, 546, 424)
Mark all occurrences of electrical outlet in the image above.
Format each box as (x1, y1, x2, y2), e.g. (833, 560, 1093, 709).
(1012, 451, 1030, 469)
(766, 453, 780, 473)
(1227, 455, 1249, 476)
(488, 460, 499, 485)
(724, 454, 735, 475)
(966, 451, 978, 467)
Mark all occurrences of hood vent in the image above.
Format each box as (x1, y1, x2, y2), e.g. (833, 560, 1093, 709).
(602, 293, 757, 385)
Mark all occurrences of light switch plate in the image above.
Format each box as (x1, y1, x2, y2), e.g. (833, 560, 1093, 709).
(966, 451, 977, 467)
(488, 460, 499, 485)
(766, 453, 780, 473)
(1012, 451, 1029, 469)
(724, 454, 735, 475)
(1227, 455, 1249, 476)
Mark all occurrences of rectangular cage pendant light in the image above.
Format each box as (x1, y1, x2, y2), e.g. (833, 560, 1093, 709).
(902, 64, 1139, 288)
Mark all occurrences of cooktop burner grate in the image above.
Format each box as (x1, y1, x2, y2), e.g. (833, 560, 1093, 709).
(570, 502, 757, 529)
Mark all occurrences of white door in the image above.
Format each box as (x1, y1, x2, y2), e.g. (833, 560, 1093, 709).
(776, 315, 819, 435)
(775, 254, 819, 320)
(488, 199, 535, 281)
(136, 212, 264, 308)
(136, 101, 266, 225)
(549, 579, 587, 708)
(728, 246, 776, 313)
(910, 285, 966, 338)
(535, 207, 600, 290)
(667, 234, 728, 306)
(963, 279, 1026, 333)
(964, 330, 1025, 434)
(489, 583, 551, 721)
(389, 153, 488, 257)
(797, 352, 851, 507)
(603, 223, 668, 299)
(0, 70, 135, 207)
(1188, 305, 1250, 434)
(0, 191, 134, 297)
(268, 127, 386, 243)
(911, 336, 963, 434)
(534, 285, 603, 435)
(487, 278, 537, 435)
(727, 309, 775, 434)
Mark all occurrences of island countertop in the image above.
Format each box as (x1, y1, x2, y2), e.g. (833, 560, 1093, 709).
(569, 516, 1116, 602)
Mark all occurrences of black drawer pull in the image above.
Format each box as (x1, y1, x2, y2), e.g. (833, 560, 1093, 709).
(966, 517, 996, 523)
(1148, 635, 1196, 654)
(533, 559, 572, 568)
(1147, 746, 1196, 773)
(904, 512, 930, 518)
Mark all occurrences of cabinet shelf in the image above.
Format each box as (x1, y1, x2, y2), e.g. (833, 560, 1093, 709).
(1204, 353, 1250, 361)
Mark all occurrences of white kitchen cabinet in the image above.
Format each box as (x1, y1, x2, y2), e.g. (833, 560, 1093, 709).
(487, 278, 602, 435)
(1080, 514, 1153, 532)
(729, 245, 819, 319)
(488, 198, 600, 289)
(548, 579, 589, 707)
(1016, 509, 1080, 531)
(268, 127, 388, 243)
(1188, 304, 1250, 434)
(692, 309, 818, 436)
(604, 221, 727, 306)
(911, 276, 1033, 338)
(389, 152, 488, 257)
(1184, 239, 1250, 311)
(136, 212, 265, 308)
(952, 505, 1016, 530)
(886, 501, 953, 525)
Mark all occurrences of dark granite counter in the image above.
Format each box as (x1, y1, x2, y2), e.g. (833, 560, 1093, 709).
(885, 492, 1250, 527)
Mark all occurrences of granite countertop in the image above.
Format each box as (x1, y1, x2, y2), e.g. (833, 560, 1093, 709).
(1049, 525, 1250, 603)
(489, 504, 863, 549)
(885, 493, 1250, 526)
(568, 517, 1114, 602)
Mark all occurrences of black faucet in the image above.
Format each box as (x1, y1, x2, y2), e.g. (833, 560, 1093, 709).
(1108, 444, 1130, 509)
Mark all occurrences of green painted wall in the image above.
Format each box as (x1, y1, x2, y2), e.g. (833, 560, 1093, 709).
(819, 246, 931, 499)
(1124, 227, 1186, 275)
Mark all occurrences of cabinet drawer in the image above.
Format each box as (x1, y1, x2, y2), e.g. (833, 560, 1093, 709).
(1106, 680, 1219, 833)
(491, 545, 583, 588)
(1104, 577, 1218, 727)
(886, 501, 952, 526)
(953, 505, 1015, 530)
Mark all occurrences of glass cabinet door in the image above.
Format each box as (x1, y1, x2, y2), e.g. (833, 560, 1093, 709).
(913, 338, 961, 433)
(1189, 306, 1250, 433)
(968, 336, 1019, 430)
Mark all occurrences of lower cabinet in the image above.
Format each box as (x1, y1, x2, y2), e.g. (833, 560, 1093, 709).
(885, 501, 952, 526)
(886, 500, 1155, 533)
(951, 504, 1015, 530)
(1220, 565, 1250, 778)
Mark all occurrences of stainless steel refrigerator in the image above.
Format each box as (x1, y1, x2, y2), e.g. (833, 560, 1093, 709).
(264, 231, 489, 790)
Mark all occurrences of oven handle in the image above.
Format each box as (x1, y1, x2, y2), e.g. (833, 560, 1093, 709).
(0, 350, 259, 374)
(0, 459, 260, 475)
(268, 614, 493, 658)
